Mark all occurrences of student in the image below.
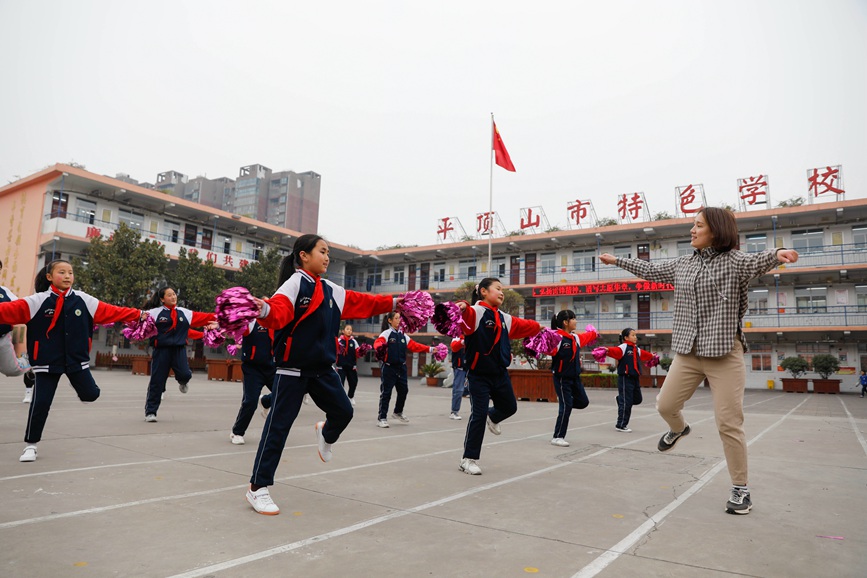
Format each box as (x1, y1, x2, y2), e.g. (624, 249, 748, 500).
(336, 324, 360, 406)
(374, 312, 432, 428)
(246, 234, 397, 515)
(141, 287, 216, 422)
(597, 327, 657, 433)
(547, 310, 597, 446)
(0, 260, 33, 396)
(859, 369, 867, 398)
(0, 259, 145, 462)
(449, 336, 467, 420)
(230, 320, 275, 445)
(600, 206, 799, 514)
(456, 277, 541, 475)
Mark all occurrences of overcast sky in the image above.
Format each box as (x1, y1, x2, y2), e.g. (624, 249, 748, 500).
(2, 0, 865, 250)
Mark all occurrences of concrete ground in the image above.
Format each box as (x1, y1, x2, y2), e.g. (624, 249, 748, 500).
(1, 370, 866, 578)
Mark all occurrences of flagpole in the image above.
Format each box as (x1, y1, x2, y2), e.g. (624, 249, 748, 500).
(487, 112, 494, 276)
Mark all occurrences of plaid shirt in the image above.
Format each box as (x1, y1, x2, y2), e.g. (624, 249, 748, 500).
(615, 248, 782, 357)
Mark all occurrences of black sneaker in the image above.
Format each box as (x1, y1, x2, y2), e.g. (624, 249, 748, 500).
(726, 487, 752, 515)
(657, 424, 691, 452)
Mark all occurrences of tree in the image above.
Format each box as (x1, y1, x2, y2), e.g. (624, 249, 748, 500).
(811, 354, 840, 379)
(777, 196, 805, 208)
(166, 247, 229, 312)
(653, 211, 674, 221)
(73, 222, 168, 308)
(233, 246, 284, 298)
(780, 356, 809, 379)
(597, 217, 617, 227)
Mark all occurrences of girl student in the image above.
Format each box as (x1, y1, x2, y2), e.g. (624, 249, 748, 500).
(456, 277, 541, 475)
(246, 234, 397, 516)
(0, 259, 146, 462)
(374, 312, 434, 428)
(448, 336, 467, 420)
(546, 310, 598, 446)
(142, 287, 217, 422)
(336, 324, 360, 406)
(229, 320, 275, 445)
(597, 327, 657, 433)
(0, 259, 35, 399)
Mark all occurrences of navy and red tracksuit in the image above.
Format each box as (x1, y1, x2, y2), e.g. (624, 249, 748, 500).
(374, 327, 429, 421)
(232, 321, 276, 436)
(460, 302, 540, 461)
(251, 269, 394, 487)
(450, 337, 467, 413)
(0, 287, 141, 444)
(601, 343, 655, 429)
(336, 335, 360, 400)
(144, 305, 215, 416)
(547, 328, 598, 439)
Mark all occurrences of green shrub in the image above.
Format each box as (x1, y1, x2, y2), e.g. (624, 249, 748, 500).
(811, 354, 840, 379)
(780, 356, 809, 379)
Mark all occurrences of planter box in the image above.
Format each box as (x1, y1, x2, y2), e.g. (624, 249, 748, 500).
(425, 377, 444, 387)
(227, 359, 243, 382)
(371, 366, 382, 378)
(812, 379, 840, 394)
(131, 356, 151, 376)
(639, 375, 655, 388)
(508, 369, 557, 402)
(207, 360, 231, 381)
(581, 374, 617, 389)
(781, 378, 809, 393)
(655, 376, 665, 388)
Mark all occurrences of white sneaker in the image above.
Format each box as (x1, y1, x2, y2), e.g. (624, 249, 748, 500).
(303, 394, 310, 405)
(392, 412, 410, 423)
(377, 419, 389, 428)
(350, 397, 356, 406)
(486, 415, 501, 435)
(259, 394, 270, 419)
(22, 388, 33, 403)
(449, 413, 462, 420)
(615, 426, 632, 433)
(551, 438, 570, 447)
(246, 486, 279, 515)
(178, 381, 189, 394)
(145, 414, 157, 422)
(161, 392, 165, 400)
(315, 421, 332, 462)
(459, 458, 482, 475)
(230, 433, 245, 445)
(19, 445, 37, 462)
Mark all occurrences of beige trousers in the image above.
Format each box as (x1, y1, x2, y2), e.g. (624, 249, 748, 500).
(656, 341, 747, 486)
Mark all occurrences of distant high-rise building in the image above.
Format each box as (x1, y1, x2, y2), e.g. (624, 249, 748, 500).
(155, 170, 188, 193)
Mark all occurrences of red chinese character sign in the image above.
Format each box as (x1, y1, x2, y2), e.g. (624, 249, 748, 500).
(519, 207, 550, 235)
(737, 175, 770, 211)
(531, 281, 675, 297)
(617, 192, 650, 224)
(807, 165, 845, 203)
(566, 199, 598, 229)
(435, 216, 468, 244)
(674, 184, 706, 218)
(475, 211, 506, 239)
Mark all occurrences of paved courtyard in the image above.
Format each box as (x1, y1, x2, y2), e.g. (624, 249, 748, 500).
(1, 370, 865, 577)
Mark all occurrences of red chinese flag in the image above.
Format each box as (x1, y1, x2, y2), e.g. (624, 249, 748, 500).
(492, 122, 516, 172)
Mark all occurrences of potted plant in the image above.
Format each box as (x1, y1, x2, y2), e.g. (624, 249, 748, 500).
(420, 362, 445, 386)
(780, 356, 809, 393)
(811, 353, 841, 394)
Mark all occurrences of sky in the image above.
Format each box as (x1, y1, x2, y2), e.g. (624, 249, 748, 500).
(1, 0, 865, 250)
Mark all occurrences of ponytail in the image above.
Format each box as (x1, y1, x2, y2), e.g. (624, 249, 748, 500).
(471, 277, 500, 303)
(551, 309, 576, 330)
(381, 311, 398, 331)
(35, 259, 71, 292)
(619, 327, 635, 344)
(144, 287, 173, 309)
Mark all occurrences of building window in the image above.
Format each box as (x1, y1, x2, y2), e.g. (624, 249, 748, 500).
(166, 220, 180, 244)
(433, 262, 445, 283)
(539, 252, 556, 275)
(855, 285, 867, 312)
(750, 343, 773, 372)
(393, 267, 405, 286)
(748, 288, 769, 314)
(794, 342, 832, 368)
(492, 258, 506, 278)
(118, 209, 144, 231)
(223, 235, 232, 254)
(614, 295, 632, 318)
(794, 286, 827, 313)
(539, 298, 555, 321)
(366, 267, 382, 289)
(50, 190, 69, 218)
(572, 296, 597, 316)
(853, 226, 867, 249)
(677, 241, 693, 257)
(252, 242, 264, 261)
(76, 198, 97, 225)
(459, 259, 477, 280)
(614, 245, 632, 260)
(745, 234, 767, 253)
(572, 249, 595, 272)
(791, 229, 824, 254)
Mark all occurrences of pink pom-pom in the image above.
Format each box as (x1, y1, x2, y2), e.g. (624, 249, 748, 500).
(215, 287, 259, 345)
(374, 343, 387, 362)
(122, 315, 157, 342)
(227, 341, 242, 356)
(111, 355, 118, 362)
(396, 290, 435, 333)
(432, 343, 449, 362)
(432, 302, 463, 338)
(356, 343, 372, 359)
(583, 324, 599, 347)
(524, 328, 561, 359)
(645, 353, 660, 368)
(592, 347, 608, 364)
(203, 327, 227, 348)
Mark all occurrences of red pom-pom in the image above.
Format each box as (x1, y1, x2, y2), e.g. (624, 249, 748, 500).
(645, 353, 660, 368)
(374, 343, 388, 362)
(356, 343, 373, 358)
(396, 291, 435, 333)
(432, 302, 463, 338)
(591, 347, 608, 363)
(524, 328, 560, 359)
(432, 343, 449, 362)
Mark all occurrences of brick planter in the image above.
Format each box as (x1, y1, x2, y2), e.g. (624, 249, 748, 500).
(812, 379, 840, 394)
(207, 360, 231, 381)
(508, 369, 557, 402)
(781, 378, 809, 393)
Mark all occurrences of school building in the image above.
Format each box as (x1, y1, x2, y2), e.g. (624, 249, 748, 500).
(1, 163, 865, 388)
